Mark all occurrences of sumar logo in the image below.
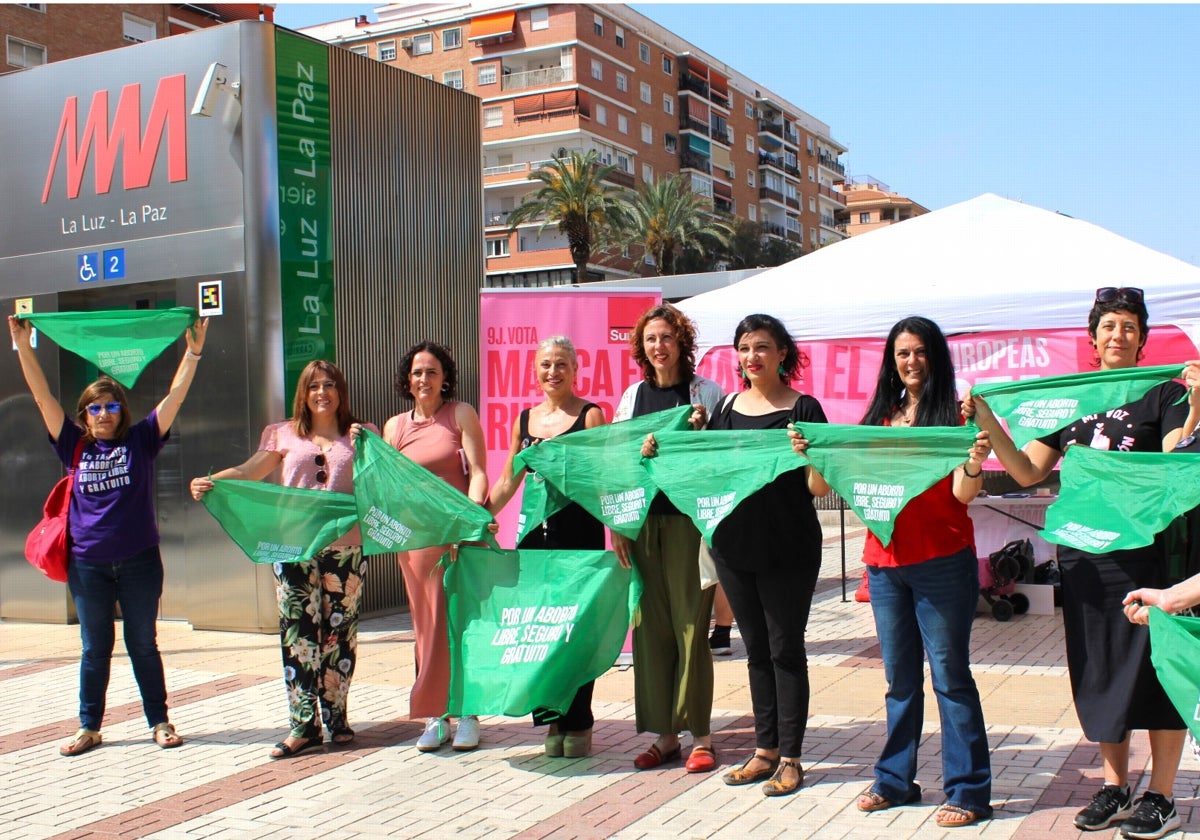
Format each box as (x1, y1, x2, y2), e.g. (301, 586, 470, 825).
(42, 74, 189, 203)
(607, 295, 656, 343)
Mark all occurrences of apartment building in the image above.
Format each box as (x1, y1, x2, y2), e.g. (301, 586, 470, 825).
(299, 2, 848, 286)
(835, 178, 929, 238)
(1, 3, 270, 73)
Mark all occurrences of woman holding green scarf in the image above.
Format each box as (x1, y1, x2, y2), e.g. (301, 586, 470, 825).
(968, 289, 1194, 839)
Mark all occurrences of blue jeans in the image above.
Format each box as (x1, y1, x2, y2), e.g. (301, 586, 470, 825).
(67, 546, 168, 732)
(867, 548, 992, 815)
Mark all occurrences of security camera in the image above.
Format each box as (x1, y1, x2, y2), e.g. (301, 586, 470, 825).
(191, 62, 234, 117)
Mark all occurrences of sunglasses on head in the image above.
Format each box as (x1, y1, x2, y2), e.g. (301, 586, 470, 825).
(85, 401, 122, 416)
(1095, 287, 1144, 305)
(315, 453, 327, 484)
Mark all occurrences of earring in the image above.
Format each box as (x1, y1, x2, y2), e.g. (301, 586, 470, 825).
(777, 364, 786, 377)
(441, 383, 450, 395)
(739, 366, 749, 381)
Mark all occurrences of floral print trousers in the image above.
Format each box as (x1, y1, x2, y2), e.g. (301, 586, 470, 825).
(273, 547, 367, 739)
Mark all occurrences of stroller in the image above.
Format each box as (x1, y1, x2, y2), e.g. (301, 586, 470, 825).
(980, 538, 1035, 621)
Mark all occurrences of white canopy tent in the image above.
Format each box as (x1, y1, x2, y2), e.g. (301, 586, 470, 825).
(680, 193, 1200, 357)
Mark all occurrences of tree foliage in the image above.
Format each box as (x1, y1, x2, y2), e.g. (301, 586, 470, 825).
(621, 175, 734, 276)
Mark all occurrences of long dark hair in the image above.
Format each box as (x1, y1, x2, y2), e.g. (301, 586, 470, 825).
(732, 313, 808, 390)
(291, 359, 357, 437)
(75, 376, 131, 443)
(630, 303, 698, 383)
(861, 316, 960, 427)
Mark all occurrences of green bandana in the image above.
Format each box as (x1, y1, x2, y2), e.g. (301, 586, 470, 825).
(445, 545, 642, 717)
(513, 406, 694, 538)
(19, 308, 198, 388)
(797, 423, 979, 546)
(972, 364, 1183, 449)
(353, 428, 495, 555)
(515, 472, 572, 545)
(641, 427, 808, 545)
(1149, 608, 1200, 744)
(1041, 447, 1200, 553)
(200, 479, 358, 564)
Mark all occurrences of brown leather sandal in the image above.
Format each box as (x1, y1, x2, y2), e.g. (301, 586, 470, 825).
(857, 785, 922, 812)
(761, 758, 804, 797)
(935, 804, 985, 828)
(153, 722, 183, 749)
(60, 728, 102, 757)
(722, 752, 779, 786)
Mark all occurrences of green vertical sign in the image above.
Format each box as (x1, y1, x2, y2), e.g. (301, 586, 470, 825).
(275, 30, 334, 404)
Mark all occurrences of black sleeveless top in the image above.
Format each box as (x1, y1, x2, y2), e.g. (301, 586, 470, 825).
(517, 402, 605, 551)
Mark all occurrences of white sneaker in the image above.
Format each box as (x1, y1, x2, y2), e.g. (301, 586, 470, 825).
(416, 717, 449, 752)
(452, 716, 480, 751)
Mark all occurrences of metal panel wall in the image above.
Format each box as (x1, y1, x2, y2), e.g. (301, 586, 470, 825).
(325, 49, 485, 614)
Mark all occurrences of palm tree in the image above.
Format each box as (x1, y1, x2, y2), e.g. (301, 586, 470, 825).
(622, 174, 734, 276)
(506, 150, 629, 282)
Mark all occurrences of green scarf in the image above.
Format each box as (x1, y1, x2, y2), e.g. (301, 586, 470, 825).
(445, 545, 642, 717)
(1149, 608, 1200, 744)
(972, 364, 1183, 449)
(515, 472, 572, 545)
(200, 479, 358, 564)
(353, 428, 495, 554)
(19, 308, 198, 388)
(797, 422, 979, 546)
(1042, 447, 1200, 553)
(513, 406, 694, 538)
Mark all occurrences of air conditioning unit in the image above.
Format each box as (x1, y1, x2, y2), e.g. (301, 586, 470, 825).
(400, 37, 413, 49)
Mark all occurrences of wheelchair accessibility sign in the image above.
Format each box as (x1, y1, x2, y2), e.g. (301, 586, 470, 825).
(78, 248, 126, 283)
(77, 253, 99, 283)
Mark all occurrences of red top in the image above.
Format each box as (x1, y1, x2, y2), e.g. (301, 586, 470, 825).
(860, 418, 976, 568)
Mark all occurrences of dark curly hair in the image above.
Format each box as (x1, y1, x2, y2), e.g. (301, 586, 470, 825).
(394, 341, 458, 400)
(630, 303, 698, 383)
(732, 313, 809, 389)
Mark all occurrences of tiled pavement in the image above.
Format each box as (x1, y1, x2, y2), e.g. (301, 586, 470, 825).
(2, 523, 1198, 840)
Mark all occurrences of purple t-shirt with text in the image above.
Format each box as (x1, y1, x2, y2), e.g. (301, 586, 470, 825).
(52, 412, 167, 563)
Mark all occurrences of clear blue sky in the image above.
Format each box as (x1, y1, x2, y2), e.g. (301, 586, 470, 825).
(273, 3, 1200, 266)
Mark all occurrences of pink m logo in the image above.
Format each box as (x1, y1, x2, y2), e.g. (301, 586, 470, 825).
(41, 74, 188, 203)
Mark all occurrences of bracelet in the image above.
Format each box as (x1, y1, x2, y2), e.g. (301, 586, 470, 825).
(962, 462, 982, 478)
(186, 351, 202, 360)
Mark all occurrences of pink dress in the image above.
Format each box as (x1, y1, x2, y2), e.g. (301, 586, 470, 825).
(388, 402, 470, 718)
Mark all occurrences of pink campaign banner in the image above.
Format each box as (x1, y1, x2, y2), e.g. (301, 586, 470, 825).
(695, 325, 1198, 425)
(480, 289, 661, 547)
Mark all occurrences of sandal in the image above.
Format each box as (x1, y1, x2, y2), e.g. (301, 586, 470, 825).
(331, 727, 355, 745)
(685, 745, 718, 773)
(722, 752, 779, 786)
(152, 722, 183, 749)
(59, 728, 102, 757)
(762, 758, 804, 797)
(935, 804, 986, 828)
(269, 734, 323, 760)
(857, 784, 922, 812)
(633, 742, 681, 770)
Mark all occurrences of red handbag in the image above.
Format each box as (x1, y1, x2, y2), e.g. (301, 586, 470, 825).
(25, 439, 85, 583)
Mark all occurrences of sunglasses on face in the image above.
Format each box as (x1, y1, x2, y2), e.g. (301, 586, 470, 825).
(86, 401, 122, 416)
(315, 453, 327, 484)
(1095, 287, 1144, 305)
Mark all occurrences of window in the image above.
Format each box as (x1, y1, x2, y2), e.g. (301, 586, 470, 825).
(747, 170, 755, 187)
(530, 7, 549, 30)
(6, 35, 45, 68)
(809, 197, 816, 213)
(615, 72, 627, 93)
(806, 137, 815, 155)
(477, 64, 497, 86)
(617, 154, 630, 173)
(808, 166, 816, 182)
(379, 40, 396, 61)
(745, 101, 755, 119)
(642, 163, 653, 183)
(748, 204, 757, 222)
(412, 33, 432, 55)
(122, 13, 156, 43)
(590, 59, 602, 81)
(615, 26, 625, 47)
(811, 228, 818, 245)
(859, 212, 871, 224)
(487, 238, 510, 258)
(639, 42, 650, 63)
(641, 123, 653, 144)
(617, 114, 628, 134)
(595, 103, 607, 125)
(349, 44, 369, 56)
(662, 55, 673, 74)
(18, 2, 46, 10)
(593, 13, 603, 36)
(664, 133, 677, 153)
(482, 106, 503, 128)
(662, 94, 674, 115)
(639, 82, 651, 104)
(442, 27, 461, 49)
(443, 69, 463, 90)
(745, 135, 754, 153)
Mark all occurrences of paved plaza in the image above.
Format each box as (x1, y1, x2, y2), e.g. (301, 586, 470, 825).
(2, 523, 1198, 839)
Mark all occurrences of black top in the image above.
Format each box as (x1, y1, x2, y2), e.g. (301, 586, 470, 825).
(517, 403, 605, 551)
(634, 381, 693, 516)
(1037, 381, 1187, 455)
(707, 393, 827, 571)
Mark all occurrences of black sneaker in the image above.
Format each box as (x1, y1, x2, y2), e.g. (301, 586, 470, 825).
(1120, 791, 1181, 839)
(1075, 784, 1132, 830)
(708, 626, 732, 656)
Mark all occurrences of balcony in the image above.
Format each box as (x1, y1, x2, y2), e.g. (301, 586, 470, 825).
(709, 87, 730, 109)
(501, 65, 573, 93)
(758, 186, 784, 204)
(679, 115, 709, 136)
(763, 221, 787, 238)
(758, 120, 783, 139)
(709, 124, 732, 145)
(818, 152, 846, 176)
(604, 168, 635, 188)
(714, 196, 733, 214)
(820, 214, 837, 229)
(681, 150, 712, 175)
(678, 71, 709, 98)
(818, 183, 846, 206)
(758, 151, 784, 171)
(785, 195, 800, 210)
